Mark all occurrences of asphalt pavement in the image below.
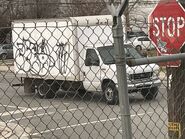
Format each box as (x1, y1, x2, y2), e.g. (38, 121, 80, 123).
(0, 65, 166, 139)
(0, 122, 33, 139)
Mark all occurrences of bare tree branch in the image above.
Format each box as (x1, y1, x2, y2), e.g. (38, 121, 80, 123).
(61, 0, 107, 17)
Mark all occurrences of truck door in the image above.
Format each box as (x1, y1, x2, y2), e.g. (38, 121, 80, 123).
(82, 48, 101, 91)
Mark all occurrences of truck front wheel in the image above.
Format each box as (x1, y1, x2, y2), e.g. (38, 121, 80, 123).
(141, 87, 158, 100)
(103, 82, 118, 105)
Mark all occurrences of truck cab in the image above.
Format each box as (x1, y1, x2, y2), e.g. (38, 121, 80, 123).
(82, 44, 161, 104)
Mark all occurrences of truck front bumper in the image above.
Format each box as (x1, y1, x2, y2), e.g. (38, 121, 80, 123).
(127, 78, 161, 91)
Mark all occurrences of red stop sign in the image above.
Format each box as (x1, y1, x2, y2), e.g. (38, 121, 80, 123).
(148, 0, 185, 66)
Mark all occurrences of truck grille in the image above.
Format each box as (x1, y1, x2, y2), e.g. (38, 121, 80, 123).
(130, 72, 153, 80)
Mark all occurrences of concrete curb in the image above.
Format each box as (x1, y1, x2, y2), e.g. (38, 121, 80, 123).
(0, 65, 14, 72)
(0, 122, 32, 139)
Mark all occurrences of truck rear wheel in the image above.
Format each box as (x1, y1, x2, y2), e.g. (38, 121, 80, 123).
(1, 53, 7, 60)
(103, 82, 118, 105)
(141, 87, 158, 100)
(37, 81, 55, 99)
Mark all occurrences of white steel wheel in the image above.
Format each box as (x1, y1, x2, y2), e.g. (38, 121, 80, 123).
(103, 82, 118, 105)
(1, 53, 7, 60)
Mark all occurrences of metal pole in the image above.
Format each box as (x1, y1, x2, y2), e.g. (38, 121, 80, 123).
(127, 53, 185, 66)
(112, 16, 132, 139)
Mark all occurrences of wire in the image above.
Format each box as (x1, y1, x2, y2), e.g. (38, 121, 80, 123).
(0, 1, 160, 5)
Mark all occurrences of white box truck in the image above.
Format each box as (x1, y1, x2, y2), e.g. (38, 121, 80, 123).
(12, 15, 161, 104)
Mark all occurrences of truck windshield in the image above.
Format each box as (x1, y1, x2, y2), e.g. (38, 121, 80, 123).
(97, 45, 142, 65)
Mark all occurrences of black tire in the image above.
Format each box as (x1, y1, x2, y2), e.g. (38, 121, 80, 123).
(136, 45, 142, 51)
(1, 53, 7, 60)
(78, 89, 88, 98)
(37, 81, 55, 99)
(51, 82, 60, 97)
(141, 87, 158, 100)
(103, 82, 118, 105)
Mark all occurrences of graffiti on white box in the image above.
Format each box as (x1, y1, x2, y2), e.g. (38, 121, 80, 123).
(15, 38, 70, 76)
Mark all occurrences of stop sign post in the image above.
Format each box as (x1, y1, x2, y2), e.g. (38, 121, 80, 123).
(148, 0, 185, 67)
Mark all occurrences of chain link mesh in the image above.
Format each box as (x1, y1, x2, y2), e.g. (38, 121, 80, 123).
(0, 2, 183, 139)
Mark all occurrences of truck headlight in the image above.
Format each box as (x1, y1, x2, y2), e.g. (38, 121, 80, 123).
(127, 74, 131, 83)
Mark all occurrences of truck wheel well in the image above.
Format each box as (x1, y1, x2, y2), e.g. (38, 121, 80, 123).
(102, 79, 115, 90)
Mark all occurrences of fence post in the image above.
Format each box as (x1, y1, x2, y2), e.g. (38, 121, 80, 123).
(112, 16, 132, 139)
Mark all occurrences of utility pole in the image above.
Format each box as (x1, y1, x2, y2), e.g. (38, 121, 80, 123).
(106, 1, 132, 139)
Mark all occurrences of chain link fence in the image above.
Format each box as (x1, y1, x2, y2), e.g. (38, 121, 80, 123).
(0, 2, 181, 139)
